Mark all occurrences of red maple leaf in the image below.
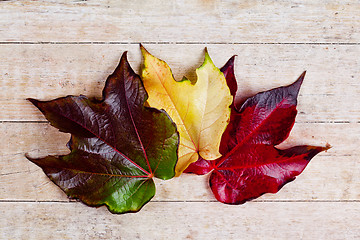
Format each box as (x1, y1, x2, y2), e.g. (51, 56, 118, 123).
(185, 58, 329, 204)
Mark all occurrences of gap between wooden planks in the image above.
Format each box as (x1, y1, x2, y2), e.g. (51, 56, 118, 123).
(1, 1, 359, 237)
(0, 44, 359, 121)
(0, 0, 360, 236)
(0, 44, 359, 202)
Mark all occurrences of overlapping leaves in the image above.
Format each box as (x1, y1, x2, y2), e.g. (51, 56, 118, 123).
(141, 46, 232, 175)
(185, 57, 329, 204)
(27, 46, 328, 213)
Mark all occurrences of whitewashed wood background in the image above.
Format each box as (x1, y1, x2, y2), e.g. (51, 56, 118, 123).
(0, 1, 359, 239)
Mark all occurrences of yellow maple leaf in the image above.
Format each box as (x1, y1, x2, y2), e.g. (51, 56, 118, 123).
(141, 45, 232, 176)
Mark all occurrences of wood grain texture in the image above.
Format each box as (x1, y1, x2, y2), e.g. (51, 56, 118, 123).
(0, 44, 359, 121)
(0, 121, 358, 201)
(0, 0, 359, 43)
(1, 202, 359, 240)
(1, 0, 359, 239)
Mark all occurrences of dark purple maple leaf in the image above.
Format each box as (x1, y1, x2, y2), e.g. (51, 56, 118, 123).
(27, 52, 179, 214)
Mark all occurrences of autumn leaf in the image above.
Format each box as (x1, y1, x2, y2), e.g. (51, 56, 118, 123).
(220, 55, 237, 103)
(26, 52, 179, 214)
(141, 45, 232, 175)
(185, 68, 330, 204)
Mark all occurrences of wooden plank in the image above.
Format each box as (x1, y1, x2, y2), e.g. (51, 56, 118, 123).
(0, 1, 359, 43)
(1, 122, 358, 201)
(1, 202, 359, 239)
(0, 0, 358, 239)
(1, 122, 351, 157)
(0, 44, 359, 121)
(1, 155, 359, 202)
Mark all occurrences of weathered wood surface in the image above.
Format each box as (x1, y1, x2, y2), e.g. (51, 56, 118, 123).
(0, 0, 359, 43)
(1, 122, 358, 202)
(1, 0, 359, 239)
(1, 202, 359, 240)
(0, 44, 359, 121)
